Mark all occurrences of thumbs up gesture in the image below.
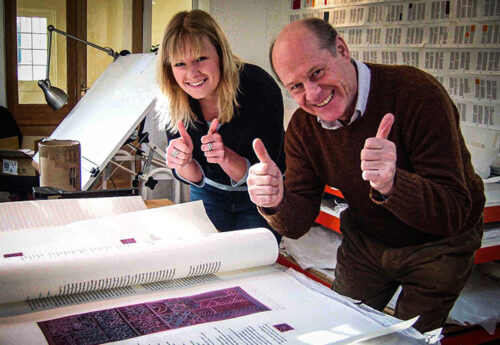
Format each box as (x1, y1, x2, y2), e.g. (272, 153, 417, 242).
(201, 119, 225, 164)
(247, 138, 284, 208)
(361, 113, 397, 196)
(166, 120, 194, 169)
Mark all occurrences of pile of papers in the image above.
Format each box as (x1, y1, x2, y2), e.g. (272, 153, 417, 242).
(0, 197, 435, 344)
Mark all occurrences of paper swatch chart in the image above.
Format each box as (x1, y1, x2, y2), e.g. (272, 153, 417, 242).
(287, 0, 500, 131)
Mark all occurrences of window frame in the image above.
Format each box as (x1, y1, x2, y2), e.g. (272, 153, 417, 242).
(5, 0, 143, 134)
(5, 0, 80, 132)
(16, 13, 51, 82)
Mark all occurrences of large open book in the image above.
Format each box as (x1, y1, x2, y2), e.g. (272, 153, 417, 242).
(0, 199, 435, 345)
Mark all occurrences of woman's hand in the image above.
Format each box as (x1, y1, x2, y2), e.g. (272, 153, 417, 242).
(201, 119, 225, 164)
(201, 118, 248, 182)
(166, 120, 194, 169)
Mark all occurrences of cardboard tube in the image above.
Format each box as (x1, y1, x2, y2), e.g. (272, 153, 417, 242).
(39, 140, 81, 191)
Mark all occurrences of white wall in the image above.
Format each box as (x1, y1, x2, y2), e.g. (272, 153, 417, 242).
(210, 0, 268, 68)
(0, 0, 6, 107)
(210, 0, 288, 75)
(209, 0, 297, 127)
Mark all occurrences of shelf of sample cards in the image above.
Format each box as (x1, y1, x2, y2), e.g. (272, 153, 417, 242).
(478, 182, 500, 263)
(475, 221, 500, 264)
(315, 187, 347, 233)
(319, 185, 500, 264)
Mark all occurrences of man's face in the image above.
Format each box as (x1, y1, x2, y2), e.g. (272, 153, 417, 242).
(272, 28, 357, 123)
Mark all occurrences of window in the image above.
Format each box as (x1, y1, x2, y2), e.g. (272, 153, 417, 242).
(5, 0, 143, 132)
(348, 29, 362, 45)
(429, 26, 448, 45)
(16, 16, 47, 81)
(425, 51, 444, 70)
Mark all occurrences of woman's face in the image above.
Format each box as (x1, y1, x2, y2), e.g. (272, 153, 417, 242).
(170, 36, 221, 102)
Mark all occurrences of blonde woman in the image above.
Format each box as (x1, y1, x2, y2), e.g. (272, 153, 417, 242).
(157, 10, 285, 242)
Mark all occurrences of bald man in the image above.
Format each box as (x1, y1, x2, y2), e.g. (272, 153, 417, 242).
(247, 18, 485, 333)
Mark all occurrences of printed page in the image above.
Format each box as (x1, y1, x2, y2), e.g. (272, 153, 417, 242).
(0, 227, 277, 305)
(0, 267, 428, 345)
(0, 274, 224, 318)
(0, 195, 147, 232)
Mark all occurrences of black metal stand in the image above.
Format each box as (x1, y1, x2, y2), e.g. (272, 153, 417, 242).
(33, 186, 139, 200)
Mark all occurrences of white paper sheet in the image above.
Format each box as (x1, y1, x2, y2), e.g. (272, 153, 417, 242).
(484, 182, 500, 207)
(283, 225, 342, 270)
(0, 200, 215, 255)
(447, 267, 500, 335)
(482, 225, 500, 248)
(0, 195, 147, 232)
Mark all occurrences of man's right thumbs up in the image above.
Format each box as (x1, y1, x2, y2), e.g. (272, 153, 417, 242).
(253, 138, 273, 164)
(375, 113, 394, 140)
(247, 138, 284, 208)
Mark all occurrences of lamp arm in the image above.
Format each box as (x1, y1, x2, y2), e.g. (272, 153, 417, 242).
(39, 25, 121, 111)
(47, 25, 119, 61)
(44, 27, 53, 81)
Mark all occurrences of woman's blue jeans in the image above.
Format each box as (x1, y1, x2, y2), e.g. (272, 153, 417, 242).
(190, 183, 282, 244)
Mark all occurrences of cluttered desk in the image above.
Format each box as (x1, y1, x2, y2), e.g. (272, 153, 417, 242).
(0, 196, 436, 345)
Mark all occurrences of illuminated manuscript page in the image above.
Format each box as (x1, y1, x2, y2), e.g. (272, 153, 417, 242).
(0, 267, 427, 345)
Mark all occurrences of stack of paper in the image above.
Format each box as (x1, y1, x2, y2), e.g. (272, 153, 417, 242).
(0, 200, 433, 344)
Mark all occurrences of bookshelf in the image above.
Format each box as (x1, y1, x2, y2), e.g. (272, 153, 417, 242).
(317, 186, 500, 264)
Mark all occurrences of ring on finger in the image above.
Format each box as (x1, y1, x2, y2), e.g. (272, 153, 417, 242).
(207, 142, 214, 152)
(172, 149, 180, 158)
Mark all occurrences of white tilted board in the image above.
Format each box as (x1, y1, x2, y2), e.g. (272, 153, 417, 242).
(34, 53, 159, 190)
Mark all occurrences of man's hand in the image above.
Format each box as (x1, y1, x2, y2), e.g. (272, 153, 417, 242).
(201, 119, 226, 164)
(361, 113, 396, 196)
(166, 120, 194, 169)
(247, 138, 284, 208)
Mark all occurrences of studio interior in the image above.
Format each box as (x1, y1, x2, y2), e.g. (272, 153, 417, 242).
(0, 1, 499, 345)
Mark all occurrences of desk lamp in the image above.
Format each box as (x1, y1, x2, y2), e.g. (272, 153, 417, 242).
(38, 25, 121, 111)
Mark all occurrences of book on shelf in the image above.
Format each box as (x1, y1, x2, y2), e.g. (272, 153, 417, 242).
(0, 198, 435, 345)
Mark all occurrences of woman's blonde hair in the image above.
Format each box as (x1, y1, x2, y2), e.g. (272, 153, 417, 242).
(156, 10, 243, 132)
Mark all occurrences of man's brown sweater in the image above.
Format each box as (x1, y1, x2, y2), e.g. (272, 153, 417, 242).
(264, 63, 485, 248)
